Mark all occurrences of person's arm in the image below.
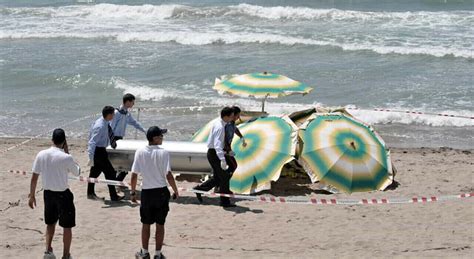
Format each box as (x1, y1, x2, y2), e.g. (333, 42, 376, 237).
(235, 127, 247, 147)
(28, 173, 39, 209)
(110, 110, 119, 133)
(130, 150, 141, 203)
(63, 139, 69, 154)
(235, 127, 243, 138)
(67, 156, 81, 177)
(127, 114, 146, 133)
(166, 172, 179, 199)
(130, 173, 138, 203)
(87, 124, 101, 162)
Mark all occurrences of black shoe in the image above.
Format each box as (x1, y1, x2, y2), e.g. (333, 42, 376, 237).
(87, 194, 104, 200)
(193, 186, 204, 203)
(154, 254, 166, 259)
(111, 195, 125, 202)
(195, 193, 203, 203)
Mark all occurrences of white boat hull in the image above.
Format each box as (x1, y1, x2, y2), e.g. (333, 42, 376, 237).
(107, 140, 212, 174)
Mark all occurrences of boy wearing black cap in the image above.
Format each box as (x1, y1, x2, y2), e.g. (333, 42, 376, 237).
(28, 128, 80, 259)
(130, 126, 179, 259)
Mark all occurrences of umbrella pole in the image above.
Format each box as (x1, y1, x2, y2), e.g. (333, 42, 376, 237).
(261, 95, 268, 112)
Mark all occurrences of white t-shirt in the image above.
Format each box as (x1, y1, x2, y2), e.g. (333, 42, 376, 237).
(32, 147, 81, 192)
(131, 145, 171, 190)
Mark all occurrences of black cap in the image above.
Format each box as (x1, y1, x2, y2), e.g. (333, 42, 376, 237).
(146, 126, 167, 142)
(52, 128, 66, 145)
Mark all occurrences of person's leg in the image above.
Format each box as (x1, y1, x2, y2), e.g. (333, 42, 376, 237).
(195, 149, 220, 191)
(103, 151, 120, 200)
(45, 224, 56, 252)
(141, 224, 151, 250)
(58, 189, 75, 258)
(155, 224, 165, 251)
(208, 150, 231, 205)
(225, 154, 237, 175)
(87, 165, 101, 195)
(63, 228, 72, 258)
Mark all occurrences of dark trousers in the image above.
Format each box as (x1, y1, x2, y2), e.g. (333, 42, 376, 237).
(87, 147, 119, 199)
(197, 149, 233, 205)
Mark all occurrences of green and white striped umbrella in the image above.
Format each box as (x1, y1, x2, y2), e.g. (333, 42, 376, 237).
(214, 72, 312, 111)
(298, 113, 393, 194)
(191, 117, 219, 143)
(230, 116, 298, 194)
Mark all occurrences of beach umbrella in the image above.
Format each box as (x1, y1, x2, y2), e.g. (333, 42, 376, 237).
(214, 72, 312, 112)
(230, 116, 298, 194)
(298, 112, 393, 194)
(191, 117, 219, 143)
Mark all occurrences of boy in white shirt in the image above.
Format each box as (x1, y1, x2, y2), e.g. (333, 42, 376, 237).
(28, 129, 80, 259)
(130, 126, 179, 259)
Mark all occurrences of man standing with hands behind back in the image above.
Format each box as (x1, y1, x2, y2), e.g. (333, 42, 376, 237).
(130, 126, 179, 259)
(28, 128, 80, 259)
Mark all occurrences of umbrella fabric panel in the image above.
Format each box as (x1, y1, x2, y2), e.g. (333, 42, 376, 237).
(299, 113, 393, 193)
(214, 72, 312, 98)
(230, 116, 297, 194)
(190, 117, 219, 143)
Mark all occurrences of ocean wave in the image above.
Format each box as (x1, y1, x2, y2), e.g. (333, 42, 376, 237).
(345, 106, 474, 127)
(1, 31, 470, 59)
(2, 3, 472, 23)
(0, 4, 181, 20)
(1, 4, 472, 59)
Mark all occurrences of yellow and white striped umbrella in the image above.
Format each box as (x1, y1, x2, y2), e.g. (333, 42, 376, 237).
(230, 116, 298, 194)
(298, 112, 393, 194)
(191, 117, 219, 143)
(214, 72, 312, 111)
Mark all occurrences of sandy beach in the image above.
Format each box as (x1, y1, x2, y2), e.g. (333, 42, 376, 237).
(0, 137, 472, 258)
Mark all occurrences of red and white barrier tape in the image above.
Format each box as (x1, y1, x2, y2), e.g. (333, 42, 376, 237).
(0, 112, 101, 155)
(7, 170, 130, 187)
(5, 170, 473, 205)
(345, 107, 473, 120)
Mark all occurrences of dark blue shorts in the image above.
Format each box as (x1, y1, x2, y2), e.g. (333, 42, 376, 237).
(140, 187, 170, 225)
(43, 189, 76, 228)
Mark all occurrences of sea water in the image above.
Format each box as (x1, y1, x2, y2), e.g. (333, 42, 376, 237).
(0, 0, 472, 148)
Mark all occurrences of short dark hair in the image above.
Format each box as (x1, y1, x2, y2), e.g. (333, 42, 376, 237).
(123, 93, 136, 103)
(52, 128, 66, 145)
(220, 107, 234, 118)
(146, 126, 168, 142)
(102, 106, 115, 118)
(231, 106, 241, 114)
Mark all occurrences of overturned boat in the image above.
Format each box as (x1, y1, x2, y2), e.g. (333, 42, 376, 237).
(107, 140, 212, 175)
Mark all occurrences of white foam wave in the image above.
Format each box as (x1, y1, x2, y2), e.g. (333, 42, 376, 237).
(1, 4, 472, 58)
(3, 3, 472, 23)
(345, 106, 474, 127)
(1, 4, 180, 20)
(1, 30, 470, 59)
(231, 4, 474, 23)
(112, 77, 190, 101)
